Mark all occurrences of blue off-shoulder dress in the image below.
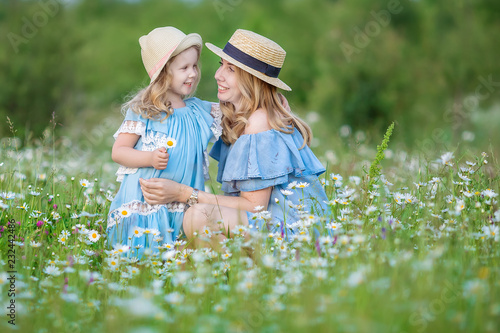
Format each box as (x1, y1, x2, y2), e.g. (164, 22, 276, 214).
(107, 97, 222, 255)
(209, 128, 329, 238)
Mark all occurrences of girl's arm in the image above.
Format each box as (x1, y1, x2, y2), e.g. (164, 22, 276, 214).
(139, 178, 272, 213)
(112, 133, 169, 169)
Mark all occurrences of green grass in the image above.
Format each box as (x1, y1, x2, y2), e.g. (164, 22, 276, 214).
(0, 128, 499, 333)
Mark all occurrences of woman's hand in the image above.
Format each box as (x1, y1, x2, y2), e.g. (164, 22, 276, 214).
(151, 148, 169, 170)
(279, 93, 291, 112)
(140, 178, 187, 205)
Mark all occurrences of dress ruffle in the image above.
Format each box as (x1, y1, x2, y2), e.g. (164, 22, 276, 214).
(210, 128, 326, 193)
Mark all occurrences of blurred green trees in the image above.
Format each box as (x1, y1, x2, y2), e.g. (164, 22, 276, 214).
(1, 0, 499, 149)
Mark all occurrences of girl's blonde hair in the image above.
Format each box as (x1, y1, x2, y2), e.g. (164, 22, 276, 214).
(123, 45, 201, 120)
(220, 67, 312, 148)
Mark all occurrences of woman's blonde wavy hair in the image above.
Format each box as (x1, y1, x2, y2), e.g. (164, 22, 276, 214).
(123, 45, 201, 121)
(220, 67, 312, 149)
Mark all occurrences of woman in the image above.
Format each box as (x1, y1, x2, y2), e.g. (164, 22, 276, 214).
(139, 29, 329, 243)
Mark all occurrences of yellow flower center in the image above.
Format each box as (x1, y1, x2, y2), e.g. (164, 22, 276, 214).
(121, 210, 128, 215)
(92, 233, 97, 238)
(167, 141, 174, 146)
(61, 237, 65, 242)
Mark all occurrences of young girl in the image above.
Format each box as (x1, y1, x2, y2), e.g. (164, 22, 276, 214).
(106, 27, 221, 256)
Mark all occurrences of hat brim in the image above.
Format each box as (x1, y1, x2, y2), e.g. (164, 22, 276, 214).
(205, 42, 291, 91)
(150, 33, 203, 83)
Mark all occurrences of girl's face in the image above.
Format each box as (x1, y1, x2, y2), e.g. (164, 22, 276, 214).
(214, 58, 242, 108)
(167, 47, 199, 101)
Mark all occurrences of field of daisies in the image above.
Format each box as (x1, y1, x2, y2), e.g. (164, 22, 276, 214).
(0, 126, 499, 333)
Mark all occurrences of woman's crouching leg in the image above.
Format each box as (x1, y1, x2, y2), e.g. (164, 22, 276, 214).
(183, 203, 249, 247)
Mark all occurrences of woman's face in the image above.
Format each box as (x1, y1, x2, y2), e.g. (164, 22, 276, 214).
(214, 58, 242, 108)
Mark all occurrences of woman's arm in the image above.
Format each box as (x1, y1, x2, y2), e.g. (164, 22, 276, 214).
(139, 178, 272, 213)
(112, 133, 169, 169)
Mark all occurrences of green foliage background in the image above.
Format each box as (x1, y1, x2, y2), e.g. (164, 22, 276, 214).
(1, 0, 500, 151)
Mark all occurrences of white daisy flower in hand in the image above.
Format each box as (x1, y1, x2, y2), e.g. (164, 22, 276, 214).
(165, 137, 177, 150)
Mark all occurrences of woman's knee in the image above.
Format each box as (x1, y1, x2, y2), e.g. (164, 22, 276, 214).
(183, 203, 215, 237)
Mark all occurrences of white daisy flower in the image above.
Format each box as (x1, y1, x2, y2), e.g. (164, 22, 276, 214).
(118, 207, 131, 218)
(202, 226, 212, 238)
(58, 234, 68, 244)
(165, 137, 177, 149)
(254, 205, 265, 212)
(439, 152, 454, 166)
(132, 226, 144, 237)
(482, 224, 499, 241)
(105, 257, 120, 269)
(112, 244, 130, 254)
(330, 173, 343, 182)
(17, 202, 29, 211)
(280, 189, 294, 196)
(44, 265, 62, 276)
(326, 222, 342, 231)
(87, 230, 101, 243)
(79, 179, 92, 188)
(482, 189, 498, 198)
(455, 200, 466, 213)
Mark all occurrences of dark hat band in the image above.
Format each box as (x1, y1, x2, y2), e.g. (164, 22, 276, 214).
(223, 42, 281, 78)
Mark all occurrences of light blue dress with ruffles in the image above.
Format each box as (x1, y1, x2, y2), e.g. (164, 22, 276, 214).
(107, 97, 221, 255)
(209, 128, 329, 238)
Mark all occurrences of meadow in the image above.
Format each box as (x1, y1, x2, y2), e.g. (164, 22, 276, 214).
(0, 119, 498, 333)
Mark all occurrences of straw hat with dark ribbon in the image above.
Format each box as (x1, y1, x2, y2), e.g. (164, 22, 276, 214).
(206, 29, 291, 91)
(139, 27, 202, 84)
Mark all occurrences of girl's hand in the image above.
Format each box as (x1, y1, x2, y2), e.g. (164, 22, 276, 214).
(151, 148, 169, 170)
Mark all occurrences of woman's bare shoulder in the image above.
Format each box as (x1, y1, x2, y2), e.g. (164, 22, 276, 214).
(244, 108, 271, 135)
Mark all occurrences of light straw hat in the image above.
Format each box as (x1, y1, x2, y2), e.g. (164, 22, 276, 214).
(139, 27, 202, 83)
(206, 29, 291, 91)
